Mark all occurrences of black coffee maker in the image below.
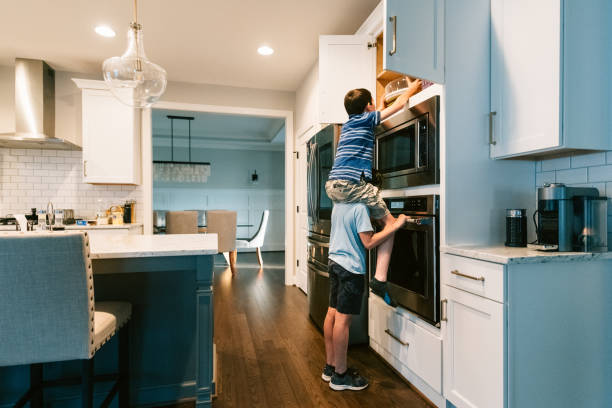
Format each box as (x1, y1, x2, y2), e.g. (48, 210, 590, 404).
(535, 183, 608, 252)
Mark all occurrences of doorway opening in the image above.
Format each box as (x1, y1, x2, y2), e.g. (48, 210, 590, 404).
(142, 103, 294, 284)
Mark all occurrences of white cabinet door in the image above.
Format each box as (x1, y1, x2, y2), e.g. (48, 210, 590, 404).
(383, 0, 445, 84)
(318, 35, 375, 124)
(490, 0, 561, 158)
(442, 285, 504, 408)
(81, 88, 141, 184)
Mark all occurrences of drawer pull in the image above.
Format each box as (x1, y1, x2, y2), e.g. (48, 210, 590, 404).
(451, 269, 485, 282)
(385, 329, 408, 346)
(441, 299, 448, 322)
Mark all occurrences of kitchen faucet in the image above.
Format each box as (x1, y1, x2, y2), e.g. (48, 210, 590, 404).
(46, 201, 55, 230)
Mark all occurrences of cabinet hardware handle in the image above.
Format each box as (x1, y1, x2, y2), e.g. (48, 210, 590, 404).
(451, 269, 485, 282)
(389, 16, 397, 56)
(83, 160, 87, 177)
(488, 111, 497, 145)
(385, 329, 408, 346)
(441, 299, 448, 322)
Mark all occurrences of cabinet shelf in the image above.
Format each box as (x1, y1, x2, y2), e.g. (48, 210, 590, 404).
(377, 69, 405, 82)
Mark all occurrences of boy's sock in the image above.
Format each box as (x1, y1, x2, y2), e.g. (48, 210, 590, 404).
(369, 278, 397, 307)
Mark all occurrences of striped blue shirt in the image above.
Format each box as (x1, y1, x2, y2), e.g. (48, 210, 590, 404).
(329, 111, 381, 183)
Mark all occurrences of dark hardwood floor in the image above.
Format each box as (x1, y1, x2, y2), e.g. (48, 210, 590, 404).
(211, 252, 432, 408)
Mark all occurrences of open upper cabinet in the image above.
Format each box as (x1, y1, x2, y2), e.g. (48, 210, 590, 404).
(317, 0, 445, 125)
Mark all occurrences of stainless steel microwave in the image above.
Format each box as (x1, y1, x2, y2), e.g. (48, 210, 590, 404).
(375, 95, 440, 189)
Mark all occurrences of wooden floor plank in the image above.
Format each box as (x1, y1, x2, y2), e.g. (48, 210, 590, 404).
(210, 252, 433, 408)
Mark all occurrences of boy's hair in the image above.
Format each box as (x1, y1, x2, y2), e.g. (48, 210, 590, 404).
(344, 88, 372, 115)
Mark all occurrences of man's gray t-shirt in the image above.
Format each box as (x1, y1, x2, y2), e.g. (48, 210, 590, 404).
(328, 203, 373, 275)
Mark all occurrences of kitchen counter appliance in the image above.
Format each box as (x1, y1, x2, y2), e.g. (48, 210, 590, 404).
(375, 95, 439, 189)
(534, 183, 608, 252)
(371, 195, 440, 326)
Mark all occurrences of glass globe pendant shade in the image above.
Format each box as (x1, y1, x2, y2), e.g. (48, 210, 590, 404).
(102, 23, 167, 108)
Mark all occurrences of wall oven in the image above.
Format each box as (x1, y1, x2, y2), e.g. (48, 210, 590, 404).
(375, 95, 439, 189)
(371, 195, 440, 326)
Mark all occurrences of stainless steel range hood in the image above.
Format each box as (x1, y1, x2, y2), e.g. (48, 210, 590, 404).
(0, 59, 80, 150)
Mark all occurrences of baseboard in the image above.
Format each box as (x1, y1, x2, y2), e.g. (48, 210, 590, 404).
(0, 381, 196, 408)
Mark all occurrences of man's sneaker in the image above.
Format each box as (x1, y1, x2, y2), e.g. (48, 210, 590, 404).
(329, 369, 369, 391)
(369, 278, 397, 307)
(321, 364, 334, 382)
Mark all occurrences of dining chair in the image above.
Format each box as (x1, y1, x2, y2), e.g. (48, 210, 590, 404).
(235, 210, 270, 266)
(205, 210, 237, 274)
(166, 211, 198, 234)
(0, 231, 131, 408)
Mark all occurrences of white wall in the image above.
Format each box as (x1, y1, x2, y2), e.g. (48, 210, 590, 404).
(153, 147, 285, 251)
(161, 80, 295, 112)
(294, 61, 319, 140)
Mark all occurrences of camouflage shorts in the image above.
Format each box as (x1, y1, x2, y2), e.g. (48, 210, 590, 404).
(325, 179, 390, 220)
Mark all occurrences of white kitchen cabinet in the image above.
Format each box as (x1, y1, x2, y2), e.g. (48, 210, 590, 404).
(383, 0, 444, 84)
(318, 35, 376, 124)
(73, 79, 141, 184)
(442, 284, 504, 408)
(369, 294, 444, 405)
(490, 0, 611, 158)
(315, 0, 445, 126)
(440, 251, 612, 408)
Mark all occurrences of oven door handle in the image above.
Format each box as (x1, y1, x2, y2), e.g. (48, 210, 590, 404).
(308, 260, 329, 278)
(402, 217, 434, 226)
(307, 237, 329, 247)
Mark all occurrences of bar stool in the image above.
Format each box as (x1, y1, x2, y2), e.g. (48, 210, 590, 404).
(0, 232, 131, 408)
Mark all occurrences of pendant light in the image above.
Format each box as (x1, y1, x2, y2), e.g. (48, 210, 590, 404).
(153, 115, 211, 183)
(102, 0, 167, 108)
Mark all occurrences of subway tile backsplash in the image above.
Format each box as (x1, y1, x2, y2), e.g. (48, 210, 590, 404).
(536, 151, 612, 244)
(0, 148, 142, 222)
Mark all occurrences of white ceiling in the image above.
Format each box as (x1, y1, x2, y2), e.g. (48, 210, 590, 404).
(1, 0, 379, 91)
(152, 109, 285, 150)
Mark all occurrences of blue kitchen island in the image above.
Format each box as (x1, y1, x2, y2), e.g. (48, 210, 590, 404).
(0, 233, 218, 408)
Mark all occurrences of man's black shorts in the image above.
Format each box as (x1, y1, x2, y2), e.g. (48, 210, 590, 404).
(328, 260, 365, 315)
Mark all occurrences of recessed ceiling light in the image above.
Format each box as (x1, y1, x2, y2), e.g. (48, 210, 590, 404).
(95, 25, 116, 38)
(257, 46, 274, 56)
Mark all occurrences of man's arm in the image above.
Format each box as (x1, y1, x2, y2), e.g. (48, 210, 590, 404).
(359, 214, 407, 250)
(379, 78, 422, 121)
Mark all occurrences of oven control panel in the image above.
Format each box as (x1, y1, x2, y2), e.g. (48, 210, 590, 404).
(384, 195, 439, 215)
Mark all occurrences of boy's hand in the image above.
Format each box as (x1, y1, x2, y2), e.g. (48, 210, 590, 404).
(406, 78, 422, 97)
(394, 214, 408, 230)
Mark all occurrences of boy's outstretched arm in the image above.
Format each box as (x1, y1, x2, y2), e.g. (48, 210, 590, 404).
(359, 214, 407, 250)
(379, 78, 422, 121)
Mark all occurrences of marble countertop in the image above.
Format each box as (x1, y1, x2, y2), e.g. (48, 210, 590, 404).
(89, 233, 218, 259)
(441, 245, 612, 265)
(65, 223, 143, 230)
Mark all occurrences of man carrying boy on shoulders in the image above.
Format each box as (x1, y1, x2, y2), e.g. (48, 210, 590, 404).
(322, 202, 407, 391)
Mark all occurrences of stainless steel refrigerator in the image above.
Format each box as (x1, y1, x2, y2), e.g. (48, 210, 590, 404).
(306, 124, 368, 344)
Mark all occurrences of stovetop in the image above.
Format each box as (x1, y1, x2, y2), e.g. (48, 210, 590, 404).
(0, 217, 17, 225)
